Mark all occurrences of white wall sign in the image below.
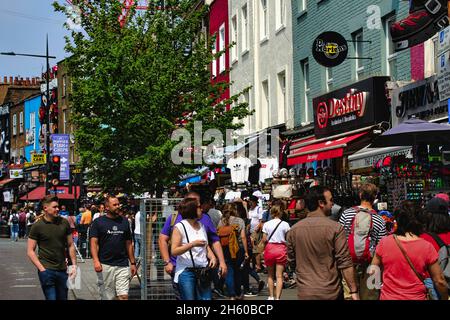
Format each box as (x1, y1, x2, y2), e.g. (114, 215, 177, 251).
(438, 51, 450, 102)
(9, 169, 23, 179)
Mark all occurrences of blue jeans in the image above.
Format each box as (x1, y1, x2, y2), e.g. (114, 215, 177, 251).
(223, 247, 245, 297)
(134, 234, 142, 259)
(10, 224, 19, 241)
(424, 277, 440, 300)
(38, 269, 68, 300)
(178, 269, 212, 300)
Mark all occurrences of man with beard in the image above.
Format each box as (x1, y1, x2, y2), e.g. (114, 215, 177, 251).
(90, 195, 137, 300)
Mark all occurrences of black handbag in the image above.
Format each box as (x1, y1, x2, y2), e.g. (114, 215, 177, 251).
(180, 222, 212, 286)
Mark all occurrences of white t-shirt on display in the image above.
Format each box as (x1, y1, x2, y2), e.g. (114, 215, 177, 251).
(259, 157, 279, 183)
(227, 156, 252, 184)
(262, 218, 291, 244)
(249, 206, 263, 233)
(173, 221, 209, 284)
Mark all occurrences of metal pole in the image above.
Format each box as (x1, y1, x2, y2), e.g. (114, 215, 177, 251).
(45, 35, 51, 195)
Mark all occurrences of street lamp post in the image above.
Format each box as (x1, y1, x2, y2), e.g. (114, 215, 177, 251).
(1, 36, 57, 195)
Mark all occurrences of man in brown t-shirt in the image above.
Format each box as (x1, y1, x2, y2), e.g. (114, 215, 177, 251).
(287, 186, 359, 300)
(27, 195, 77, 300)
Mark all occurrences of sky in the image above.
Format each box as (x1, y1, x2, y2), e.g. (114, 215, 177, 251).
(0, 0, 71, 79)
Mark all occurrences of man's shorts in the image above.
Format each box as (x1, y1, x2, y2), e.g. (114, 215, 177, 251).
(97, 264, 130, 300)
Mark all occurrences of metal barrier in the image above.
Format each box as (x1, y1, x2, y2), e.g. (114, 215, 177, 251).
(140, 197, 183, 300)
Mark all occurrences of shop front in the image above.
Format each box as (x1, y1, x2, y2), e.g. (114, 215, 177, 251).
(285, 76, 392, 206)
(373, 75, 450, 209)
(288, 76, 391, 173)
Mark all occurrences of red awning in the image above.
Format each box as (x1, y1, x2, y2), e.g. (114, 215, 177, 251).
(288, 132, 369, 166)
(19, 186, 81, 201)
(0, 178, 14, 187)
(291, 136, 316, 148)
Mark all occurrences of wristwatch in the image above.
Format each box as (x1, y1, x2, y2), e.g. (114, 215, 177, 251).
(130, 262, 136, 265)
(163, 260, 171, 266)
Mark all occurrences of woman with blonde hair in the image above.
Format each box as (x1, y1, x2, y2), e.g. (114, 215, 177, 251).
(217, 203, 249, 299)
(261, 204, 291, 300)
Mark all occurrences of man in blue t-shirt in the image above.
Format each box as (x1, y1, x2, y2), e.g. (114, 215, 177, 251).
(89, 196, 137, 300)
(159, 191, 227, 299)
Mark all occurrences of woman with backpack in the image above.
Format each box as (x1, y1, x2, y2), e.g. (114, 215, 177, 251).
(217, 203, 249, 300)
(420, 197, 450, 299)
(260, 205, 291, 300)
(25, 205, 36, 238)
(8, 210, 20, 242)
(369, 201, 448, 300)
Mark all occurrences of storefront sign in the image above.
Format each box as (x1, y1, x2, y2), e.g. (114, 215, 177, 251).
(391, 75, 449, 126)
(51, 134, 70, 181)
(3, 191, 12, 203)
(438, 26, 450, 55)
(349, 147, 411, 170)
(313, 77, 390, 138)
(9, 169, 23, 179)
(0, 103, 11, 162)
(438, 51, 450, 102)
(32, 153, 47, 165)
(312, 32, 348, 68)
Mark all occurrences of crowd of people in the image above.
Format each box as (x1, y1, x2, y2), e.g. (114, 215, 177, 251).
(159, 184, 450, 301)
(5, 182, 448, 301)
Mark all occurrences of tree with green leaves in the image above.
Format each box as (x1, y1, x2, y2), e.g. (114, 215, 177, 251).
(54, 0, 251, 194)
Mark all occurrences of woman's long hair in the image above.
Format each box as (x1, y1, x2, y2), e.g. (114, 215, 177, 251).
(221, 203, 238, 226)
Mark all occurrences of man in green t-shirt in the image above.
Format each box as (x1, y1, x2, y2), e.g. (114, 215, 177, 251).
(27, 195, 77, 300)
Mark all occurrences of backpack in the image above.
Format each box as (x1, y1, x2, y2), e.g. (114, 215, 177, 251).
(217, 223, 240, 259)
(19, 212, 26, 223)
(348, 207, 374, 264)
(428, 233, 450, 290)
(11, 214, 19, 225)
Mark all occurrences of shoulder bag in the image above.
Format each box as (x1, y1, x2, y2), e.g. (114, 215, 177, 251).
(393, 235, 434, 300)
(180, 221, 212, 286)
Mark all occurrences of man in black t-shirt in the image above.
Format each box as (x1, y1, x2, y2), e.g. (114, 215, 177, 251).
(89, 195, 137, 300)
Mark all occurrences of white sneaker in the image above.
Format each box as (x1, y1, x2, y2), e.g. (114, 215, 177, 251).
(267, 297, 274, 300)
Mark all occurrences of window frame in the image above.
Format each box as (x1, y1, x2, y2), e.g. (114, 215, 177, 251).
(219, 23, 226, 74)
(241, 4, 249, 54)
(19, 111, 24, 134)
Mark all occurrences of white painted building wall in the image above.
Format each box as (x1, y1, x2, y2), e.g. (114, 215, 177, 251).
(229, 0, 294, 136)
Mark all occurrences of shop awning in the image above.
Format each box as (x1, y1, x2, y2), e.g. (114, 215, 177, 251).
(19, 186, 81, 201)
(0, 178, 14, 187)
(288, 131, 370, 166)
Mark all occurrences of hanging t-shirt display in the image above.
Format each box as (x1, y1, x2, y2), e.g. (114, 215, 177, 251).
(248, 159, 261, 185)
(259, 157, 279, 183)
(227, 156, 252, 184)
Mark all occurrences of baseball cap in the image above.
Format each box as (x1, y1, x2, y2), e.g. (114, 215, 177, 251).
(435, 193, 449, 204)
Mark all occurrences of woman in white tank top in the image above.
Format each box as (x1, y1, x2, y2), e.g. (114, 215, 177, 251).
(171, 198, 217, 300)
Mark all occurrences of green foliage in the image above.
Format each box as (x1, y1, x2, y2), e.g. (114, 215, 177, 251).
(54, 0, 252, 193)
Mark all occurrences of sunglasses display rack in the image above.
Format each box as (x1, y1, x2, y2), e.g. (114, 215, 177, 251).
(386, 178, 407, 210)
